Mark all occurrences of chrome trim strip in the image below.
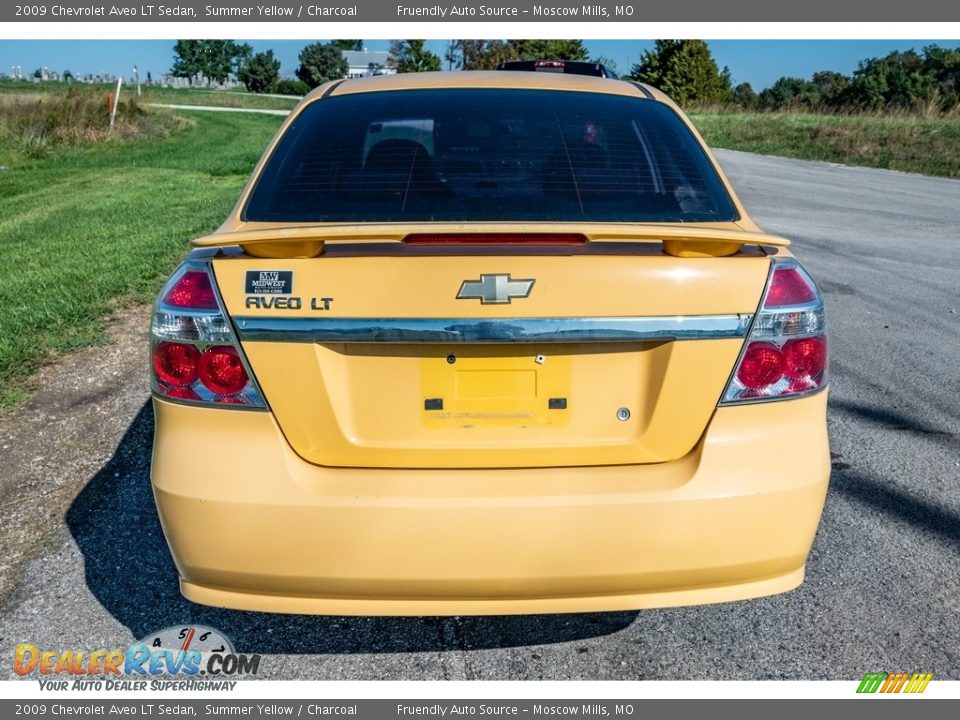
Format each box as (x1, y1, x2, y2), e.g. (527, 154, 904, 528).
(233, 315, 753, 344)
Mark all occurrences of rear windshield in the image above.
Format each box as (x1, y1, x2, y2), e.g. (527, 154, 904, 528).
(243, 89, 738, 224)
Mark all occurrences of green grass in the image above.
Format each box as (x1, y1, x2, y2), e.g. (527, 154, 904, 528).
(0, 91, 189, 164)
(0, 105, 284, 407)
(0, 80, 301, 110)
(689, 111, 960, 178)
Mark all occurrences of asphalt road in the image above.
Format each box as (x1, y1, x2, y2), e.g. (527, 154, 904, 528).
(1, 149, 958, 680)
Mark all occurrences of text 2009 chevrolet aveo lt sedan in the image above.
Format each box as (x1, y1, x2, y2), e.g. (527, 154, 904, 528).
(149, 68, 829, 615)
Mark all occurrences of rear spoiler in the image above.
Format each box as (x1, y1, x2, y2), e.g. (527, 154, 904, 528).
(192, 224, 790, 259)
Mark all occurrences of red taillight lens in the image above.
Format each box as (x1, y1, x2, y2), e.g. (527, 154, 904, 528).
(735, 342, 785, 390)
(162, 270, 218, 309)
(783, 336, 827, 380)
(153, 342, 201, 387)
(199, 346, 248, 395)
(764, 266, 817, 307)
(722, 259, 827, 404)
(152, 261, 265, 408)
(165, 386, 200, 400)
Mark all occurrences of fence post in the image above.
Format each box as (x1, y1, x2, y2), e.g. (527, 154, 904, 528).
(109, 76, 123, 128)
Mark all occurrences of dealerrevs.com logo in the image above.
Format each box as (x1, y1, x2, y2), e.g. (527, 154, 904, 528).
(13, 626, 260, 691)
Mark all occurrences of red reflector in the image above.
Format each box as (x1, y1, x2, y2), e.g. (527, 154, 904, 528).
(736, 342, 784, 390)
(764, 266, 817, 307)
(404, 233, 587, 245)
(199, 346, 249, 395)
(783, 336, 827, 380)
(162, 270, 218, 309)
(153, 342, 201, 387)
(165, 386, 200, 401)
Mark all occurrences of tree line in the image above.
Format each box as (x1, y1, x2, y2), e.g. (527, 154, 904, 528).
(169, 39, 594, 95)
(731, 45, 960, 112)
(626, 40, 960, 113)
(170, 39, 960, 113)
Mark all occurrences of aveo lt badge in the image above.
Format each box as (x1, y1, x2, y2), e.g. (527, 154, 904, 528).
(457, 274, 535, 305)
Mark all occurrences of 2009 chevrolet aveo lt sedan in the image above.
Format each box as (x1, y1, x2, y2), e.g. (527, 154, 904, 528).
(150, 68, 829, 615)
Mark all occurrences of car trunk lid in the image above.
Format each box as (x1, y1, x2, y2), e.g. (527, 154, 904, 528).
(210, 234, 774, 469)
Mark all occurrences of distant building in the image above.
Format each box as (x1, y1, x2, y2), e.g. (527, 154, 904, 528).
(342, 50, 395, 79)
(160, 73, 242, 90)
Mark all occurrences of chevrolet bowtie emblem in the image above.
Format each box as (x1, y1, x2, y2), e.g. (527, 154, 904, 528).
(457, 274, 535, 304)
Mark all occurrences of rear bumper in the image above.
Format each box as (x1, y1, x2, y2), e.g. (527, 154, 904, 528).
(150, 392, 830, 615)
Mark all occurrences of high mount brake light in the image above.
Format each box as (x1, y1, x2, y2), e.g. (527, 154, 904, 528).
(404, 233, 587, 245)
(150, 261, 266, 409)
(721, 258, 827, 404)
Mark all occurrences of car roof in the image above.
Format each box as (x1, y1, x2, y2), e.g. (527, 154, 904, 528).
(312, 71, 657, 101)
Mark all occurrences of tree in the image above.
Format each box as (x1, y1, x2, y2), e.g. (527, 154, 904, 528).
(758, 76, 821, 110)
(628, 40, 732, 105)
(455, 40, 514, 70)
(507, 40, 590, 62)
(450, 39, 592, 70)
(171, 40, 202, 80)
(844, 50, 933, 109)
(732, 82, 757, 109)
(388, 40, 442, 73)
(296, 42, 348, 88)
(330, 40, 363, 51)
(444, 40, 460, 70)
(275, 79, 310, 96)
(811, 71, 849, 107)
(63, 69, 74, 82)
(238, 50, 281, 93)
(171, 40, 252, 85)
(922, 44, 960, 108)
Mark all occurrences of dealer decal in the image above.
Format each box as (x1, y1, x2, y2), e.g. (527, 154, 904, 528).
(245, 270, 293, 295)
(12, 625, 260, 691)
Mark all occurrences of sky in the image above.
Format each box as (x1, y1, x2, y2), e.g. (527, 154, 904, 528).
(2, 39, 960, 90)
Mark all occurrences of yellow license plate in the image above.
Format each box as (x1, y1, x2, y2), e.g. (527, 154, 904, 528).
(420, 349, 572, 428)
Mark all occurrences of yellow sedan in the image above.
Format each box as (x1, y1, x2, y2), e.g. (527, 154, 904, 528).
(149, 66, 829, 615)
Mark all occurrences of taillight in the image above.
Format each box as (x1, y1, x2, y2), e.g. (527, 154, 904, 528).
(150, 261, 266, 408)
(199, 346, 248, 395)
(161, 269, 218, 309)
(735, 342, 784, 391)
(152, 342, 200, 386)
(762, 265, 817, 307)
(721, 258, 827, 403)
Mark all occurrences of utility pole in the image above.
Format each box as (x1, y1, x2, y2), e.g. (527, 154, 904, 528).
(134, 65, 141, 96)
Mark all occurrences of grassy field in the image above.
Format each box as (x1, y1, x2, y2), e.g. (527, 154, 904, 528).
(0, 80, 300, 110)
(690, 110, 960, 178)
(2, 83, 959, 408)
(0, 101, 283, 407)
